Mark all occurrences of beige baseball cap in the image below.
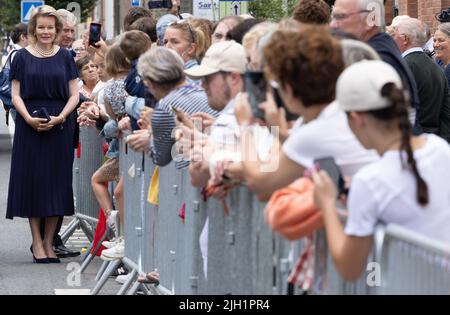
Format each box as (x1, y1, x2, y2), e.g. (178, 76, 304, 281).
(184, 40, 247, 78)
(336, 60, 403, 112)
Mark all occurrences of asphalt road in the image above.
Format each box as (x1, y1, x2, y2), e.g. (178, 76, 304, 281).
(0, 112, 117, 295)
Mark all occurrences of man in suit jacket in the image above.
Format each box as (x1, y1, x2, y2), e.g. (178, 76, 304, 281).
(393, 17, 450, 142)
(330, 0, 420, 117)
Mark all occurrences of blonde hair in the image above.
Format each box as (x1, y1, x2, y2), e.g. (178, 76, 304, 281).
(167, 21, 207, 61)
(242, 22, 278, 54)
(27, 5, 63, 45)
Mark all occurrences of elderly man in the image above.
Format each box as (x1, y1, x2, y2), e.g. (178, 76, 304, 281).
(57, 9, 77, 49)
(330, 0, 420, 114)
(393, 18, 450, 142)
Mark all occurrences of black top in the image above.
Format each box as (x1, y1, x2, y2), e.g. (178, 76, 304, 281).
(405, 51, 450, 142)
(367, 32, 420, 110)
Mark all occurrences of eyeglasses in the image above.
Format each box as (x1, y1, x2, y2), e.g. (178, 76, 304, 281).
(331, 9, 372, 21)
(74, 47, 86, 53)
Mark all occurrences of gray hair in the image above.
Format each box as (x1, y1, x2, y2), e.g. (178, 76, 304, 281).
(56, 9, 77, 25)
(137, 46, 184, 85)
(396, 18, 427, 47)
(437, 22, 450, 38)
(341, 39, 380, 67)
(357, 0, 385, 31)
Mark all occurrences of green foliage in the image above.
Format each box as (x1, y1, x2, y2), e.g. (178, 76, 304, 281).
(248, 0, 300, 21)
(0, 0, 97, 33)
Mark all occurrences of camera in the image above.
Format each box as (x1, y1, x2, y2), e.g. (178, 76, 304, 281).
(147, 0, 173, 9)
(436, 7, 450, 23)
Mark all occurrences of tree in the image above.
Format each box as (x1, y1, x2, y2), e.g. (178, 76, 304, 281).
(0, 0, 97, 33)
(248, 0, 299, 21)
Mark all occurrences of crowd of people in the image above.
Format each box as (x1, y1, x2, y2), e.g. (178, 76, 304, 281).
(4, 0, 450, 291)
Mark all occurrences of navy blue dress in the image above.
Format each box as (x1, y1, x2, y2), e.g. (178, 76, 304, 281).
(6, 48, 78, 219)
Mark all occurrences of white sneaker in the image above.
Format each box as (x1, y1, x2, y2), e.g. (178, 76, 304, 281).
(106, 210, 120, 238)
(116, 273, 133, 284)
(101, 240, 125, 261)
(102, 236, 123, 249)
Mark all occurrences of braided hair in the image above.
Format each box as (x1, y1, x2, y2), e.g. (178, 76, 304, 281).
(369, 83, 429, 206)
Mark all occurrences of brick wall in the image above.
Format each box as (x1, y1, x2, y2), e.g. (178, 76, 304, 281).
(397, 0, 450, 32)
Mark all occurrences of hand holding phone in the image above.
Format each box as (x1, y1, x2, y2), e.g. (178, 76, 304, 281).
(244, 71, 267, 120)
(89, 23, 102, 48)
(313, 157, 348, 197)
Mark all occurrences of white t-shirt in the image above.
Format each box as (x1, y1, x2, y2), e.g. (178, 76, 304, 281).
(282, 101, 379, 177)
(345, 134, 450, 244)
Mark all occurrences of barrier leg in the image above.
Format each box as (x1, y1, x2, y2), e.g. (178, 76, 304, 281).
(78, 219, 95, 242)
(95, 260, 110, 282)
(117, 269, 137, 295)
(80, 241, 94, 263)
(90, 259, 122, 295)
(60, 218, 80, 244)
(140, 283, 151, 295)
(126, 280, 141, 295)
(78, 231, 107, 274)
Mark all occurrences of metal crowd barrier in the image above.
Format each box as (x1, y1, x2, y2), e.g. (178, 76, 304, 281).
(73, 129, 450, 295)
(374, 224, 450, 294)
(313, 224, 450, 295)
(62, 127, 104, 245)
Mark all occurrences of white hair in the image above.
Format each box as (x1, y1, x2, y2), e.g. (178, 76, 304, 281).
(56, 9, 77, 25)
(396, 18, 427, 47)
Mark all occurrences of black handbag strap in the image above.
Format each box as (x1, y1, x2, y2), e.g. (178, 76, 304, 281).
(1, 49, 18, 73)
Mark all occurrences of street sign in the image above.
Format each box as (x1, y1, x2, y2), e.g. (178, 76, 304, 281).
(231, 1, 240, 15)
(131, 0, 141, 6)
(193, 0, 219, 20)
(219, 0, 248, 19)
(21, 0, 45, 24)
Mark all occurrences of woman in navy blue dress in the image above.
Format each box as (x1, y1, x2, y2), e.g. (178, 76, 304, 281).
(6, 5, 79, 263)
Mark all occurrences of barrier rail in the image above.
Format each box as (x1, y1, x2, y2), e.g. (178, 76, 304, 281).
(62, 127, 104, 245)
(72, 127, 450, 295)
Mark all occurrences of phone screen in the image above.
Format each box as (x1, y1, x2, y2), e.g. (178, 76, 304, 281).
(244, 71, 266, 120)
(89, 23, 102, 47)
(313, 157, 348, 196)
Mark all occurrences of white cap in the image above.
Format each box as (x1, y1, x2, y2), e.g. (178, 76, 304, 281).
(336, 60, 403, 112)
(184, 41, 246, 77)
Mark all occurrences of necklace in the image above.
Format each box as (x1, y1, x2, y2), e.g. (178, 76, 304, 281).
(33, 44, 55, 57)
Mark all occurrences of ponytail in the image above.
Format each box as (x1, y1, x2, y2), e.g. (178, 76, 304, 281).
(376, 83, 429, 206)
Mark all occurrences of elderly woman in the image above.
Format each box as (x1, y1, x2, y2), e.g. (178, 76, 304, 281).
(126, 46, 218, 168)
(6, 5, 79, 263)
(434, 22, 450, 86)
(76, 55, 100, 100)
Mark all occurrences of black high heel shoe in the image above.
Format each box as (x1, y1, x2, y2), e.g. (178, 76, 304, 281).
(30, 246, 50, 264)
(47, 257, 61, 263)
(33, 255, 50, 264)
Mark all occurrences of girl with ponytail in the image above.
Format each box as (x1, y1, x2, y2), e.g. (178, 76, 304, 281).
(312, 60, 450, 281)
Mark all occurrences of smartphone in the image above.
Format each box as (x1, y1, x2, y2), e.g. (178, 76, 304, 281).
(313, 157, 348, 196)
(270, 81, 299, 122)
(243, 71, 266, 120)
(148, 0, 172, 9)
(32, 107, 51, 123)
(89, 23, 102, 48)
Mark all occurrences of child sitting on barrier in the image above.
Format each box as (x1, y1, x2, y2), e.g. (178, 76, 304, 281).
(90, 44, 131, 261)
(312, 60, 450, 281)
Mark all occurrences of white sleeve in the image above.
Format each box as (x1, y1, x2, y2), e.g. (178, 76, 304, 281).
(282, 127, 322, 169)
(344, 175, 379, 237)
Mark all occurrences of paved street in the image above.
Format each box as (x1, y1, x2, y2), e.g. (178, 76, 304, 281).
(0, 112, 117, 295)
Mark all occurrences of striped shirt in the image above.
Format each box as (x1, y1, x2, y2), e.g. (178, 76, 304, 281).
(151, 83, 219, 169)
